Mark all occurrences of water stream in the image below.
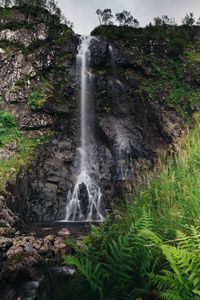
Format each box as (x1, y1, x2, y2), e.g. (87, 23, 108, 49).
(65, 36, 103, 222)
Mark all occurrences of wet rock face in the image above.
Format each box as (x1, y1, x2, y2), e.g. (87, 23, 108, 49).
(0, 9, 184, 223)
(0, 196, 19, 228)
(13, 134, 77, 222)
(78, 183, 89, 218)
(90, 38, 109, 67)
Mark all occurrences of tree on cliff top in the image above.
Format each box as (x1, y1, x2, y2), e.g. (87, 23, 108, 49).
(182, 12, 195, 26)
(0, 0, 12, 6)
(197, 17, 200, 25)
(115, 10, 139, 27)
(153, 15, 177, 26)
(1, 0, 60, 15)
(0, 0, 73, 25)
(96, 9, 114, 25)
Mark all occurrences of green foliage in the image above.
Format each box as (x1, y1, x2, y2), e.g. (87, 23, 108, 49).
(186, 51, 200, 62)
(0, 7, 13, 18)
(96, 9, 114, 25)
(0, 110, 51, 193)
(0, 134, 50, 192)
(0, 111, 16, 128)
(150, 227, 200, 300)
(91, 19, 200, 60)
(96, 8, 139, 27)
(63, 127, 200, 299)
(0, 1, 73, 32)
(28, 81, 53, 111)
(0, 0, 60, 16)
(91, 24, 143, 41)
(143, 55, 200, 116)
(182, 13, 196, 26)
(115, 10, 139, 27)
(168, 36, 186, 58)
(0, 112, 20, 146)
(153, 15, 177, 26)
(135, 128, 200, 223)
(64, 211, 159, 300)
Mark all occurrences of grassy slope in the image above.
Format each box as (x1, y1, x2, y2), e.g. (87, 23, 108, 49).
(58, 126, 200, 300)
(60, 25, 200, 294)
(0, 135, 50, 192)
(0, 6, 73, 194)
(0, 112, 50, 193)
(45, 25, 200, 300)
(92, 24, 200, 118)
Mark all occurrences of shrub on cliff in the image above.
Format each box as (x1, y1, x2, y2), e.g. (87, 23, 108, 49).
(0, 112, 20, 146)
(0, 0, 73, 27)
(28, 81, 53, 111)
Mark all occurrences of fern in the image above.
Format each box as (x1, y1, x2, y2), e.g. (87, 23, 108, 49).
(64, 210, 158, 300)
(64, 255, 106, 300)
(150, 226, 200, 300)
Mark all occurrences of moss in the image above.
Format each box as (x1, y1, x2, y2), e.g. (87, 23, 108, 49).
(0, 39, 27, 53)
(28, 81, 53, 111)
(186, 51, 200, 62)
(0, 110, 51, 193)
(53, 26, 73, 47)
(0, 8, 14, 22)
(143, 54, 200, 116)
(0, 134, 51, 193)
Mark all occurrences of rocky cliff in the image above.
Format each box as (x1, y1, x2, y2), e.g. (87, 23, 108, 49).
(0, 7, 187, 224)
(1, 6, 200, 292)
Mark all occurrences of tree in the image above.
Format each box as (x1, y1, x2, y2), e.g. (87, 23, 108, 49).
(13, 0, 63, 17)
(153, 16, 162, 26)
(196, 17, 200, 26)
(96, 9, 102, 25)
(153, 15, 176, 26)
(182, 12, 195, 26)
(47, 0, 60, 14)
(133, 18, 139, 28)
(96, 8, 114, 25)
(0, 0, 13, 7)
(14, 0, 46, 7)
(115, 10, 139, 27)
(61, 14, 73, 28)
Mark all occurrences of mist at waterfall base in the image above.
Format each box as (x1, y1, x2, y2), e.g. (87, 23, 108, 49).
(65, 36, 103, 222)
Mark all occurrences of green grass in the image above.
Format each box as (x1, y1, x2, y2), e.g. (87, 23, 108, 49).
(143, 56, 200, 115)
(0, 111, 51, 192)
(0, 112, 21, 146)
(60, 126, 200, 300)
(126, 127, 200, 234)
(0, 135, 50, 192)
(28, 81, 53, 111)
(186, 51, 200, 62)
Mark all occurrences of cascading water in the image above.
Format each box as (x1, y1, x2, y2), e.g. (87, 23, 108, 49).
(109, 45, 134, 181)
(65, 36, 103, 222)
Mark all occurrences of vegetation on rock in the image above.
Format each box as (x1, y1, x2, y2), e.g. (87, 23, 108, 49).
(0, 112, 20, 146)
(96, 8, 139, 27)
(62, 126, 200, 300)
(0, 127, 51, 193)
(28, 81, 53, 111)
(1, 4, 200, 300)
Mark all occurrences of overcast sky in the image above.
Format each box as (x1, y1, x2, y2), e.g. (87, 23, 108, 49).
(58, 0, 200, 35)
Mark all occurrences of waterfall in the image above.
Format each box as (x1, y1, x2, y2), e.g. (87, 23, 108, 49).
(109, 44, 134, 181)
(65, 36, 103, 222)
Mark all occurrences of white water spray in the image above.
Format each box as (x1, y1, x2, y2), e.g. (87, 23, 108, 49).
(65, 36, 103, 222)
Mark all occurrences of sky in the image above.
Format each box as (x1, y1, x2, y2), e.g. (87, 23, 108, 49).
(58, 0, 200, 35)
